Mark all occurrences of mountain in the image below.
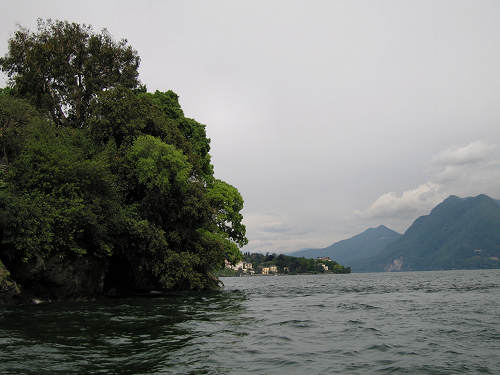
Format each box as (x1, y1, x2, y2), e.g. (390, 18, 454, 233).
(357, 194, 500, 272)
(290, 225, 401, 267)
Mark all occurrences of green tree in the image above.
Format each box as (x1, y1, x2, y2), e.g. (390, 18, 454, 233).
(1, 118, 121, 265)
(0, 19, 140, 127)
(207, 179, 248, 247)
(0, 20, 248, 298)
(0, 95, 39, 164)
(150, 90, 213, 179)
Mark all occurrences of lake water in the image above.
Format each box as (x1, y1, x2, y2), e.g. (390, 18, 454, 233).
(1, 270, 500, 374)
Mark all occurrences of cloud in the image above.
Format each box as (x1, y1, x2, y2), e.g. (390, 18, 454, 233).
(243, 213, 291, 234)
(247, 140, 500, 250)
(355, 182, 445, 220)
(242, 213, 296, 252)
(355, 140, 500, 232)
(432, 140, 496, 166)
(242, 212, 334, 252)
(431, 141, 500, 193)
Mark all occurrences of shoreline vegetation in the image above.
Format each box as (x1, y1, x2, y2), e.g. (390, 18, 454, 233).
(0, 20, 248, 305)
(217, 253, 351, 277)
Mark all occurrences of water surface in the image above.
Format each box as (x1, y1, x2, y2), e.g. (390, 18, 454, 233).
(1, 270, 499, 374)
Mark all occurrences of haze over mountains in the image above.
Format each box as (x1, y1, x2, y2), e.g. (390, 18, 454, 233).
(291, 225, 401, 268)
(292, 194, 500, 272)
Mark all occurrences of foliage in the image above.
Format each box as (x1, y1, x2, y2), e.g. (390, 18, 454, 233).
(0, 87, 13, 97)
(0, 19, 140, 127)
(1, 118, 122, 264)
(127, 135, 191, 195)
(215, 267, 239, 277)
(207, 180, 247, 247)
(0, 20, 247, 295)
(0, 95, 39, 163)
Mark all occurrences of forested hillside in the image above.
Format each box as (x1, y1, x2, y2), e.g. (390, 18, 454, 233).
(356, 195, 500, 271)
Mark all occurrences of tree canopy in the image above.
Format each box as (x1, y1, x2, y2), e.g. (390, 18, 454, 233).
(0, 19, 140, 127)
(0, 20, 247, 298)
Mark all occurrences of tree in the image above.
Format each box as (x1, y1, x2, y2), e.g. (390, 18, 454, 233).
(0, 95, 39, 164)
(207, 179, 248, 247)
(0, 117, 122, 265)
(0, 19, 140, 127)
(0, 20, 248, 299)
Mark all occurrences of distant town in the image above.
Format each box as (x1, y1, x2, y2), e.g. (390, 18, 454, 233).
(219, 253, 351, 276)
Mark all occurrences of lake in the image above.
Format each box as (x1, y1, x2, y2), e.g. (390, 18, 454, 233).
(1, 269, 499, 374)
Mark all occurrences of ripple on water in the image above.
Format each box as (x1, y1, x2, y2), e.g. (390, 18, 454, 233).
(273, 319, 315, 328)
(0, 270, 499, 374)
(337, 302, 381, 310)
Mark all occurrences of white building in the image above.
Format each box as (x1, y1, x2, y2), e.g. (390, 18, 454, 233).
(225, 260, 254, 274)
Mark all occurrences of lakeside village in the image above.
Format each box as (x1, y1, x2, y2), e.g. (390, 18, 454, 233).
(219, 253, 351, 276)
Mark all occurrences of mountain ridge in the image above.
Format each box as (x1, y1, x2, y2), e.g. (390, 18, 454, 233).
(291, 194, 500, 272)
(355, 194, 500, 272)
(290, 225, 401, 267)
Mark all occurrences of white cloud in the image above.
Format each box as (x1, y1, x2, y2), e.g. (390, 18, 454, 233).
(431, 141, 500, 195)
(245, 141, 500, 250)
(355, 182, 445, 220)
(355, 140, 500, 233)
(432, 140, 496, 166)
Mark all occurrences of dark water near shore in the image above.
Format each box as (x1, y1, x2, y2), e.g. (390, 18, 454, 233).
(1, 270, 500, 374)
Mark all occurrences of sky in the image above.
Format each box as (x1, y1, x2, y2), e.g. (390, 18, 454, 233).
(1, 1, 500, 253)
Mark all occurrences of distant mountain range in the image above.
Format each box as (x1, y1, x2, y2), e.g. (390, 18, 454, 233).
(292, 194, 500, 272)
(291, 225, 401, 267)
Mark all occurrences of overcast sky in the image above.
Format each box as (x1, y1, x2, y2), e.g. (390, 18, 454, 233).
(2, 1, 500, 253)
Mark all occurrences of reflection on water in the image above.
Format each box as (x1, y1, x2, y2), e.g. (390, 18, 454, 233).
(0, 291, 249, 374)
(1, 270, 500, 374)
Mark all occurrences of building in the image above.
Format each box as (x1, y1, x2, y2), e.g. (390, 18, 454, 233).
(261, 265, 278, 275)
(317, 256, 331, 262)
(243, 262, 254, 271)
(225, 260, 254, 274)
(225, 259, 241, 271)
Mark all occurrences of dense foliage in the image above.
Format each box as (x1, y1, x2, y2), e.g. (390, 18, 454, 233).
(0, 20, 247, 296)
(242, 253, 351, 274)
(0, 19, 140, 127)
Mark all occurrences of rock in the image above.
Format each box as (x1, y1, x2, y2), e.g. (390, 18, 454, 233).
(0, 259, 21, 305)
(4, 253, 108, 301)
